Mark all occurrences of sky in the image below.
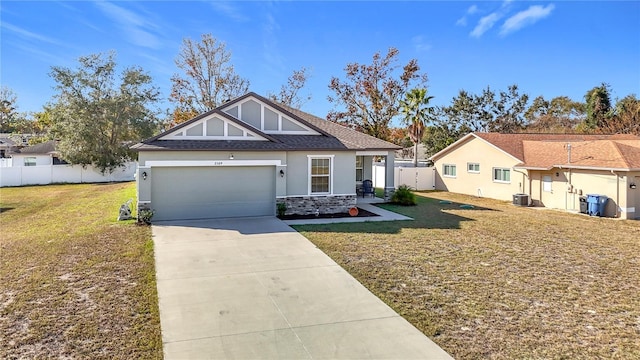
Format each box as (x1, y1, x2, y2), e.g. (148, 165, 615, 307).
(1, 1, 639, 123)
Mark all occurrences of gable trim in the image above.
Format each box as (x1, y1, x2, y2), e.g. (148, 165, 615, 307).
(222, 92, 332, 137)
(146, 109, 280, 143)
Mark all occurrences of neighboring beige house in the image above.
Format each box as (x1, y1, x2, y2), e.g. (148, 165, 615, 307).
(430, 133, 640, 220)
(132, 92, 400, 221)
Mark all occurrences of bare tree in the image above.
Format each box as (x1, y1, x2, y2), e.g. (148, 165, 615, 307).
(268, 67, 311, 109)
(170, 34, 249, 124)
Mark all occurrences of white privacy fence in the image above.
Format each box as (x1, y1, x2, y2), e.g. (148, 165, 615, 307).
(372, 163, 435, 191)
(0, 162, 136, 187)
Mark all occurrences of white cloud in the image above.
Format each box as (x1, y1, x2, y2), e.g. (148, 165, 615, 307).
(94, 1, 162, 49)
(471, 12, 502, 38)
(262, 11, 284, 72)
(500, 4, 555, 36)
(411, 35, 432, 52)
(456, 4, 479, 26)
(1, 22, 62, 45)
(210, 1, 249, 22)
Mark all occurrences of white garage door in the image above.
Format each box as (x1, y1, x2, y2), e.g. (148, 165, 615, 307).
(151, 166, 275, 221)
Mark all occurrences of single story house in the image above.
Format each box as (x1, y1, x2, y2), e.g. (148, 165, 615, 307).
(132, 92, 400, 221)
(430, 132, 640, 219)
(0, 135, 19, 158)
(9, 140, 68, 166)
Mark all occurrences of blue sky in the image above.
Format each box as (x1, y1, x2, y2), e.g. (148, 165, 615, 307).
(2, 1, 639, 122)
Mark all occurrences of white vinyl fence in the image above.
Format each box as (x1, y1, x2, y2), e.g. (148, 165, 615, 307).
(372, 163, 435, 191)
(0, 162, 136, 187)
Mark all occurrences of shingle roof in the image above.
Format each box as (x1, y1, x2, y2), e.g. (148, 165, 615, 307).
(473, 133, 636, 161)
(14, 140, 58, 154)
(520, 140, 640, 170)
(431, 132, 640, 171)
(132, 93, 400, 152)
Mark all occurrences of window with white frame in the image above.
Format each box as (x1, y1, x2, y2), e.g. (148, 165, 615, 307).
(24, 157, 36, 166)
(443, 164, 456, 177)
(310, 157, 331, 194)
(542, 175, 552, 192)
(493, 168, 511, 183)
(467, 163, 480, 173)
(355, 156, 364, 182)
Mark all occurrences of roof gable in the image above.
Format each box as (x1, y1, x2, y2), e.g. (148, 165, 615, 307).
(158, 111, 270, 141)
(132, 92, 401, 152)
(221, 93, 321, 135)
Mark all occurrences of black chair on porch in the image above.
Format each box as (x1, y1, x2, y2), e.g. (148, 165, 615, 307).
(361, 179, 375, 198)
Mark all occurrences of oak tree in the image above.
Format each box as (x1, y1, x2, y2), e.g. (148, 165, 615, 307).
(327, 48, 428, 140)
(49, 52, 160, 173)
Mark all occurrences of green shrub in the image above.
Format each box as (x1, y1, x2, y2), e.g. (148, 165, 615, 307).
(276, 202, 287, 217)
(138, 209, 155, 225)
(391, 185, 416, 205)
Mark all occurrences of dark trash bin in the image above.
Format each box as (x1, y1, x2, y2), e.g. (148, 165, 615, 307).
(579, 196, 588, 214)
(598, 195, 609, 217)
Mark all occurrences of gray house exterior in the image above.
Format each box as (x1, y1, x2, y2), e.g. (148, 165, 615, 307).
(132, 93, 399, 221)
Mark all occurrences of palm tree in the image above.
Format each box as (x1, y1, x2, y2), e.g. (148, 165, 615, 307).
(400, 88, 434, 166)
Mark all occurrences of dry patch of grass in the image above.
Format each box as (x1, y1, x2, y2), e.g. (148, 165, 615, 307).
(0, 182, 161, 359)
(295, 192, 640, 359)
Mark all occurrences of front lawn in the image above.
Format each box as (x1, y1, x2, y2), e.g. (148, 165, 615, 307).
(0, 183, 162, 359)
(295, 192, 640, 359)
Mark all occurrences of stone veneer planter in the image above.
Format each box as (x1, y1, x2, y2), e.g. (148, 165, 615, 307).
(277, 195, 357, 216)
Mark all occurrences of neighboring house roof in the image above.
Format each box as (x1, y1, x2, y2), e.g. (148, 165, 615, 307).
(520, 139, 640, 171)
(132, 92, 400, 152)
(12, 140, 58, 155)
(430, 132, 640, 171)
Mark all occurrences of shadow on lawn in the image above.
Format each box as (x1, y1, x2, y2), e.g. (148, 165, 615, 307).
(294, 196, 500, 234)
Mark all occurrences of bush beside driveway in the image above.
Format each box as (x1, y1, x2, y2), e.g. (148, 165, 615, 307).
(295, 191, 640, 359)
(0, 183, 162, 359)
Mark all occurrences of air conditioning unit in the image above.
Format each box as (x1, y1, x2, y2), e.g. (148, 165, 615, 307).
(513, 193, 529, 206)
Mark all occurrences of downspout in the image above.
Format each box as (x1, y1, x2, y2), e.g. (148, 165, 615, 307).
(611, 170, 620, 218)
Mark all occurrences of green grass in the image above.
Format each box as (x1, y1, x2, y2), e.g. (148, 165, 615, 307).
(0, 182, 162, 359)
(295, 191, 640, 359)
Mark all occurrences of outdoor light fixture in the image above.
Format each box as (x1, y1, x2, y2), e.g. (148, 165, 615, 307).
(142, 171, 147, 180)
(631, 183, 637, 189)
(229, 153, 234, 160)
(279, 169, 285, 177)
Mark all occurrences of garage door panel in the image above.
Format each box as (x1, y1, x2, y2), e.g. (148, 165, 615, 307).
(151, 167, 275, 221)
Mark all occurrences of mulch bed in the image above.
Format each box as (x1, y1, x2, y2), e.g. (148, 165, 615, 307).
(278, 207, 379, 220)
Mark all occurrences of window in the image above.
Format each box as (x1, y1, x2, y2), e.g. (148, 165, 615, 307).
(310, 157, 332, 194)
(542, 175, 552, 192)
(24, 157, 36, 166)
(443, 164, 456, 177)
(493, 168, 511, 183)
(467, 163, 480, 173)
(355, 156, 364, 182)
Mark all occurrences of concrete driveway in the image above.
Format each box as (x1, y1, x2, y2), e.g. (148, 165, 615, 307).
(152, 217, 452, 359)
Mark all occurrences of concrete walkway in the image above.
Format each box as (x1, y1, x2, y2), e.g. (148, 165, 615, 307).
(152, 217, 452, 359)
